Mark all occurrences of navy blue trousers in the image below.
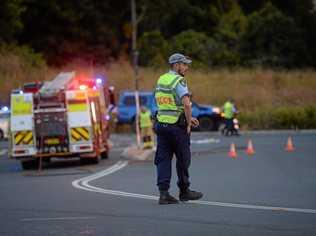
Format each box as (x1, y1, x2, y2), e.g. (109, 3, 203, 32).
(154, 122, 191, 192)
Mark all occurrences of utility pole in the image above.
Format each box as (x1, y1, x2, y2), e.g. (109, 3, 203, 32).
(131, 0, 141, 147)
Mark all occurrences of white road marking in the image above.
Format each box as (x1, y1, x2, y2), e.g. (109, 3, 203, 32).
(0, 149, 7, 156)
(191, 138, 220, 144)
(192, 200, 316, 214)
(20, 216, 96, 222)
(72, 161, 316, 214)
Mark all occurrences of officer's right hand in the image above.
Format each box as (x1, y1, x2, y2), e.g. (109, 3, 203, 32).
(191, 117, 199, 127)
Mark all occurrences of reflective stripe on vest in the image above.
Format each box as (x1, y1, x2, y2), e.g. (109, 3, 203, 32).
(140, 110, 152, 128)
(155, 73, 184, 124)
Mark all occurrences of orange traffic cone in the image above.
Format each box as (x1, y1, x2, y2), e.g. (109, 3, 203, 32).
(246, 139, 255, 155)
(285, 136, 295, 152)
(228, 143, 237, 158)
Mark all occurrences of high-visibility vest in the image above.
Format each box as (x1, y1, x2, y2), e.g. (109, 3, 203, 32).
(140, 110, 152, 128)
(155, 73, 185, 124)
(223, 101, 234, 119)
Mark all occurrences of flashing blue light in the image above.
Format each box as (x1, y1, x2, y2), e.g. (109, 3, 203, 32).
(96, 78, 103, 85)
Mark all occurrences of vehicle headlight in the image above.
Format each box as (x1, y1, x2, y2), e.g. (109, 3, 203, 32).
(213, 107, 220, 114)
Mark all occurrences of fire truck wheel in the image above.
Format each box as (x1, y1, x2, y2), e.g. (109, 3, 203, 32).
(80, 158, 89, 165)
(92, 154, 101, 164)
(101, 151, 109, 159)
(43, 157, 51, 163)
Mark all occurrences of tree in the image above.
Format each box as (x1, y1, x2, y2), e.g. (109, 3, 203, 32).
(0, 0, 24, 42)
(19, 0, 130, 65)
(139, 31, 168, 66)
(271, 0, 316, 66)
(170, 30, 214, 67)
(238, 0, 266, 14)
(240, 2, 307, 67)
(213, 2, 248, 66)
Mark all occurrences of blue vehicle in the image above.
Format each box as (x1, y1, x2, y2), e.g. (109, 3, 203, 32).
(117, 91, 223, 131)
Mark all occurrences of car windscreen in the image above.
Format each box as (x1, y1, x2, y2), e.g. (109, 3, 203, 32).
(122, 95, 148, 106)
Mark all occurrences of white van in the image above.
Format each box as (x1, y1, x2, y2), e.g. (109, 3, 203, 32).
(0, 110, 10, 139)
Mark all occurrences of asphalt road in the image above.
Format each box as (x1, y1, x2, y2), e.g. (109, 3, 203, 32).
(0, 131, 316, 236)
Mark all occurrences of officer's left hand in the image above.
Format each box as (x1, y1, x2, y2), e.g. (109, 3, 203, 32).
(191, 118, 199, 127)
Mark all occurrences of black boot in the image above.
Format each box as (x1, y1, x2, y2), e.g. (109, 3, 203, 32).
(159, 191, 179, 205)
(179, 189, 203, 201)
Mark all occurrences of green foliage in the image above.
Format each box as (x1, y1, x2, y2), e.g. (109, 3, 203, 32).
(0, 43, 46, 69)
(239, 106, 316, 129)
(0, 43, 47, 103)
(0, 0, 316, 67)
(139, 31, 168, 67)
(0, 0, 25, 42)
(240, 2, 307, 67)
(213, 3, 248, 66)
(169, 30, 214, 68)
(19, 0, 130, 65)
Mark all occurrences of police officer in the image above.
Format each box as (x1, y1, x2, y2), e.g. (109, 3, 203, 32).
(154, 53, 203, 205)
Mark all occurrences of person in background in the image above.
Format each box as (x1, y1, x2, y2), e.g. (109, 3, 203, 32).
(107, 86, 119, 132)
(108, 86, 117, 114)
(222, 98, 239, 136)
(139, 106, 154, 149)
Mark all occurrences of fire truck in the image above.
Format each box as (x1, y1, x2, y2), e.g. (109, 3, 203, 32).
(10, 72, 110, 169)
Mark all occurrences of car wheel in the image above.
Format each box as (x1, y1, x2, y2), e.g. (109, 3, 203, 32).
(0, 129, 4, 140)
(198, 117, 214, 131)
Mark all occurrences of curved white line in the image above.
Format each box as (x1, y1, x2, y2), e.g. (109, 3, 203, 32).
(72, 161, 316, 214)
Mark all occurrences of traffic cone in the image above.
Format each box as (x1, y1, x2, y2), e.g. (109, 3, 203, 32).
(246, 139, 255, 155)
(285, 136, 295, 152)
(228, 143, 237, 158)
